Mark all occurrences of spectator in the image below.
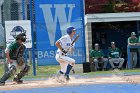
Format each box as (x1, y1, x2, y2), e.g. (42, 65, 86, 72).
(90, 43, 108, 71)
(108, 42, 124, 69)
(127, 32, 139, 68)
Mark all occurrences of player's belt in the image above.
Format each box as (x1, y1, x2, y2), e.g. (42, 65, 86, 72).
(56, 52, 67, 56)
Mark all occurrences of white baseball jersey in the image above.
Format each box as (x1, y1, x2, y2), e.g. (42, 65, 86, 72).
(55, 34, 75, 73)
(56, 34, 74, 55)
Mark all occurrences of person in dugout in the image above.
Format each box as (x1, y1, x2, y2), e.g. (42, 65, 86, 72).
(108, 42, 124, 70)
(90, 43, 108, 71)
(127, 32, 139, 68)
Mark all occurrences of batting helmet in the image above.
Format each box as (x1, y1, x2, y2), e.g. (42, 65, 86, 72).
(16, 33, 26, 42)
(67, 27, 76, 35)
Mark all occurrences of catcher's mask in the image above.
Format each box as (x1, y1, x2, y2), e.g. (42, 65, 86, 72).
(16, 33, 26, 42)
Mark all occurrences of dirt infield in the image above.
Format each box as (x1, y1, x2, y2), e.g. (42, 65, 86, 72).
(0, 74, 140, 90)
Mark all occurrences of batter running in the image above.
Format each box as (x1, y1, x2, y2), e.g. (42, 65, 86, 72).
(55, 27, 76, 81)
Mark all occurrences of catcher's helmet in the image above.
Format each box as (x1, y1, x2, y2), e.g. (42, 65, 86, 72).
(16, 33, 26, 42)
(67, 27, 76, 35)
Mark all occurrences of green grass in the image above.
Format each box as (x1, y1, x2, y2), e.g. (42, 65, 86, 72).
(0, 64, 5, 76)
(80, 69, 140, 76)
(1, 63, 140, 79)
(0, 63, 60, 79)
(25, 65, 60, 78)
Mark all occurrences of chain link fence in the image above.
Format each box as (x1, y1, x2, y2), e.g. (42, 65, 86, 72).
(0, 0, 60, 76)
(0, 0, 35, 74)
(0, 0, 24, 64)
(0, 0, 84, 77)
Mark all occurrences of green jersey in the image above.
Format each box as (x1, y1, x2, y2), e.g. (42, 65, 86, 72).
(7, 42, 21, 59)
(128, 37, 139, 52)
(108, 47, 120, 58)
(90, 49, 104, 58)
(128, 37, 138, 44)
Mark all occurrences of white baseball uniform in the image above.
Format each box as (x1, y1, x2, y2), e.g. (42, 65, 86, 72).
(55, 34, 75, 73)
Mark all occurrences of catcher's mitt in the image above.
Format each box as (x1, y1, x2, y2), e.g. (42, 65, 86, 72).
(17, 57, 25, 66)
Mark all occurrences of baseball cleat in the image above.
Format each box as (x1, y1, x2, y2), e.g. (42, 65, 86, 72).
(56, 70, 64, 78)
(55, 70, 66, 83)
(13, 78, 23, 84)
(65, 75, 70, 81)
(0, 81, 5, 86)
(72, 69, 75, 74)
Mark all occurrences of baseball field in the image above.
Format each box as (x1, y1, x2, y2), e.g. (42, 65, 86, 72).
(0, 64, 140, 93)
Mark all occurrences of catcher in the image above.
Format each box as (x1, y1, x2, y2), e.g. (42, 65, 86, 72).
(0, 33, 30, 86)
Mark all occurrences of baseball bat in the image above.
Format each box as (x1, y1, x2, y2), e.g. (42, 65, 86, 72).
(71, 34, 80, 46)
(66, 34, 80, 52)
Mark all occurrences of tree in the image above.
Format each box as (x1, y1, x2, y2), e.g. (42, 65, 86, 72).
(115, 0, 140, 12)
(85, 0, 109, 14)
(85, 0, 140, 14)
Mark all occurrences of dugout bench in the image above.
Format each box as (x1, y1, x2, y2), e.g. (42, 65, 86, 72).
(83, 58, 105, 73)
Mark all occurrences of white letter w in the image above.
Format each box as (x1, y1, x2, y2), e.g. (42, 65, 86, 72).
(40, 4, 75, 46)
